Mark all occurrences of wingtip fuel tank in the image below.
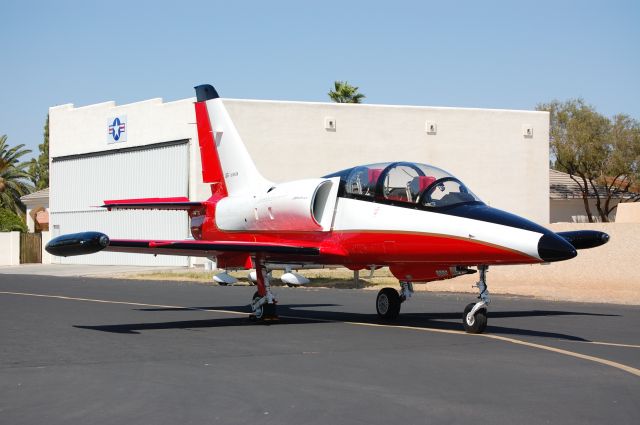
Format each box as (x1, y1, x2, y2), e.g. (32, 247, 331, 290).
(45, 232, 110, 257)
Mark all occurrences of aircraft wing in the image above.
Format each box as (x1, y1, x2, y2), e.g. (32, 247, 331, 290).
(44, 231, 349, 261)
(104, 239, 322, 258)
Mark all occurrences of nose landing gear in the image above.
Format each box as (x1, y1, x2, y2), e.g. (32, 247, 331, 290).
(463, 265, 490, 334)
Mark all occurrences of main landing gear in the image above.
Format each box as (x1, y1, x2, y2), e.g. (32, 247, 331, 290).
(375, 281, 413, 320)
(375, 267, 491, 334)
(249, 260, 279, 322)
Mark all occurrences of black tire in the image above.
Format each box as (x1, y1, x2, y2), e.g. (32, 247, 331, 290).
(217, 282, 228, 286)
(462, 302, 487, 334)
(376, 288, 401, 320)
(251, 291, 278, 320)
(263, 303, 277, 318)
(252, 291, 264, 319)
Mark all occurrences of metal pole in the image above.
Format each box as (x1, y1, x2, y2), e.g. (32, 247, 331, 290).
(354, 270, 360, 289)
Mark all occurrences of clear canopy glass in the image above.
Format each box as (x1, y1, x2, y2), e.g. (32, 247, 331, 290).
(336, 162, 482, 208)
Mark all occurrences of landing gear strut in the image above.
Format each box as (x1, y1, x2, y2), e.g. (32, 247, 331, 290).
(249, 259, 278, 321)
(462, 265, 490, 334)
(399, 281, 414, 302)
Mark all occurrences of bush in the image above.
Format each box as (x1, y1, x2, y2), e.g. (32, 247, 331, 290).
(0, 208, 27, 232)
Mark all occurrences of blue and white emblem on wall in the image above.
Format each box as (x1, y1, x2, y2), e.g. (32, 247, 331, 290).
(107, 116, 127, 144)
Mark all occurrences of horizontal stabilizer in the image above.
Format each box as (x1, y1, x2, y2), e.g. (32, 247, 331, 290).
(102, 197, 204, 211)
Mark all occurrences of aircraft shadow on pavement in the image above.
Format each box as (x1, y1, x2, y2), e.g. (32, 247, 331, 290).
(73, 303, 617, 342)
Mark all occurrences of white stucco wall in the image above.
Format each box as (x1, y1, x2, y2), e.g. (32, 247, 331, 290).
(24, 208, 34, 232)
(49, 98, 196, 157)
(0, 232, 20, 266)
(615, 202, 640, 223)
(222, 100, 549, 224)
(41, 231, 51, 264)
(24, 204, 49, 232)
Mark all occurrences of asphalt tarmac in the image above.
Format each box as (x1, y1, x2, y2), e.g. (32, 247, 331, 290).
(1, 274, 638, 425)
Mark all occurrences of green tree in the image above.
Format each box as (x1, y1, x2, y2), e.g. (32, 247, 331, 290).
(601, 114, 640, 217)
(538, 99, 640, 222)
(29, 114, 49, 190)
(0, 208, 27, 232)
(0, 135, 33, 214)
(328, 81, 365, 103)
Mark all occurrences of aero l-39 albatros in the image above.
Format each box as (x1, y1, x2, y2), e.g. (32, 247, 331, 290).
(47, 85, 610, 333)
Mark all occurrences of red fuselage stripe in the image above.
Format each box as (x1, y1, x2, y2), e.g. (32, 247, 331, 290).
(198, 225, 539, 266)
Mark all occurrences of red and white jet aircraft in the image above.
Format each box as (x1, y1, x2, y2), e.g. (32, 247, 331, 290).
(47, 84, 610, 333)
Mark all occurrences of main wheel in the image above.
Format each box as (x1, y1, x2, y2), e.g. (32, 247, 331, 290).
(251, 291, 278, 321)
(252, 291, 264, 319)
(462, 303, 487, 334)
(376, 288, 401, 320)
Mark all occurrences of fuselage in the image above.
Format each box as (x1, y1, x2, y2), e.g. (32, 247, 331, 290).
(196, 189, 577, 282)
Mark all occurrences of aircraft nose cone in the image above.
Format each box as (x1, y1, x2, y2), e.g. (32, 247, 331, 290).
(538, 233, 578, 262)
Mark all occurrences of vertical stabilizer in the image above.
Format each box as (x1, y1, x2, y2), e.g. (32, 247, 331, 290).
(194, 84, 271, 196)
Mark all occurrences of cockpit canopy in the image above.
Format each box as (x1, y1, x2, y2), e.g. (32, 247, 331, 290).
(325, 162, 482, 209)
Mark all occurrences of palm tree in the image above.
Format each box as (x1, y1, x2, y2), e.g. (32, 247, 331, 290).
(0, 135, 33, 214)
(328, 81, 365, 103)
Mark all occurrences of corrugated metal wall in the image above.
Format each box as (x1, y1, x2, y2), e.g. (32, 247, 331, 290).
(50, 142, 190, 266)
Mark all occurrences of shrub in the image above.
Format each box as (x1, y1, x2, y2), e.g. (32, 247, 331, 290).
(0, 208, 27, 232)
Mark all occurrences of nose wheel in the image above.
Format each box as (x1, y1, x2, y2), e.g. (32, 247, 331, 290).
(462, 265, 490, 334)
(463, 302, 487, 333)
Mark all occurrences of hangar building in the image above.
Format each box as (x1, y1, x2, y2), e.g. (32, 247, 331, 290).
(49, 94, 549, 266)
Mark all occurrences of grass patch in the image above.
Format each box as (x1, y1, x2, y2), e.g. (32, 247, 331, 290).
(120, 267, 398, 289)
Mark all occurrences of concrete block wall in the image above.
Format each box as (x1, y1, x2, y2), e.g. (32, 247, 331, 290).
(615, 203, 640, 223)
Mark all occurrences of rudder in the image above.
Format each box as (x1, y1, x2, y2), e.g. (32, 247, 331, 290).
(194, 84, 270, 196)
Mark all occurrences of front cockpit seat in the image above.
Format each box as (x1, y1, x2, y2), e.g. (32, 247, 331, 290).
(408, 176, 436, 202)
(367, 168, 383, 196)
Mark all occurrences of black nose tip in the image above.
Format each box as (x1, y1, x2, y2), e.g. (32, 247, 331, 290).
(538, 233, 578, 262)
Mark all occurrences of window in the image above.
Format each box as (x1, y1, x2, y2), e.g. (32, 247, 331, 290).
(382, 164, 420, 202)
(327, 161, 482, 209)
(421, 178, 479, 208)
(345, 164, 386, 198)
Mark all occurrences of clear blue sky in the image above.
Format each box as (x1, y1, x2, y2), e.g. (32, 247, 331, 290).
(1, 0, 638, 158)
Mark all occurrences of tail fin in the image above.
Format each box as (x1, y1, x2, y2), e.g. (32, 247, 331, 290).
(194, 84, 270, 196)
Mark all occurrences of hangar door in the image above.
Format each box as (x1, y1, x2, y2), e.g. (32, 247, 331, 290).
(50, 141, 190, 266)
